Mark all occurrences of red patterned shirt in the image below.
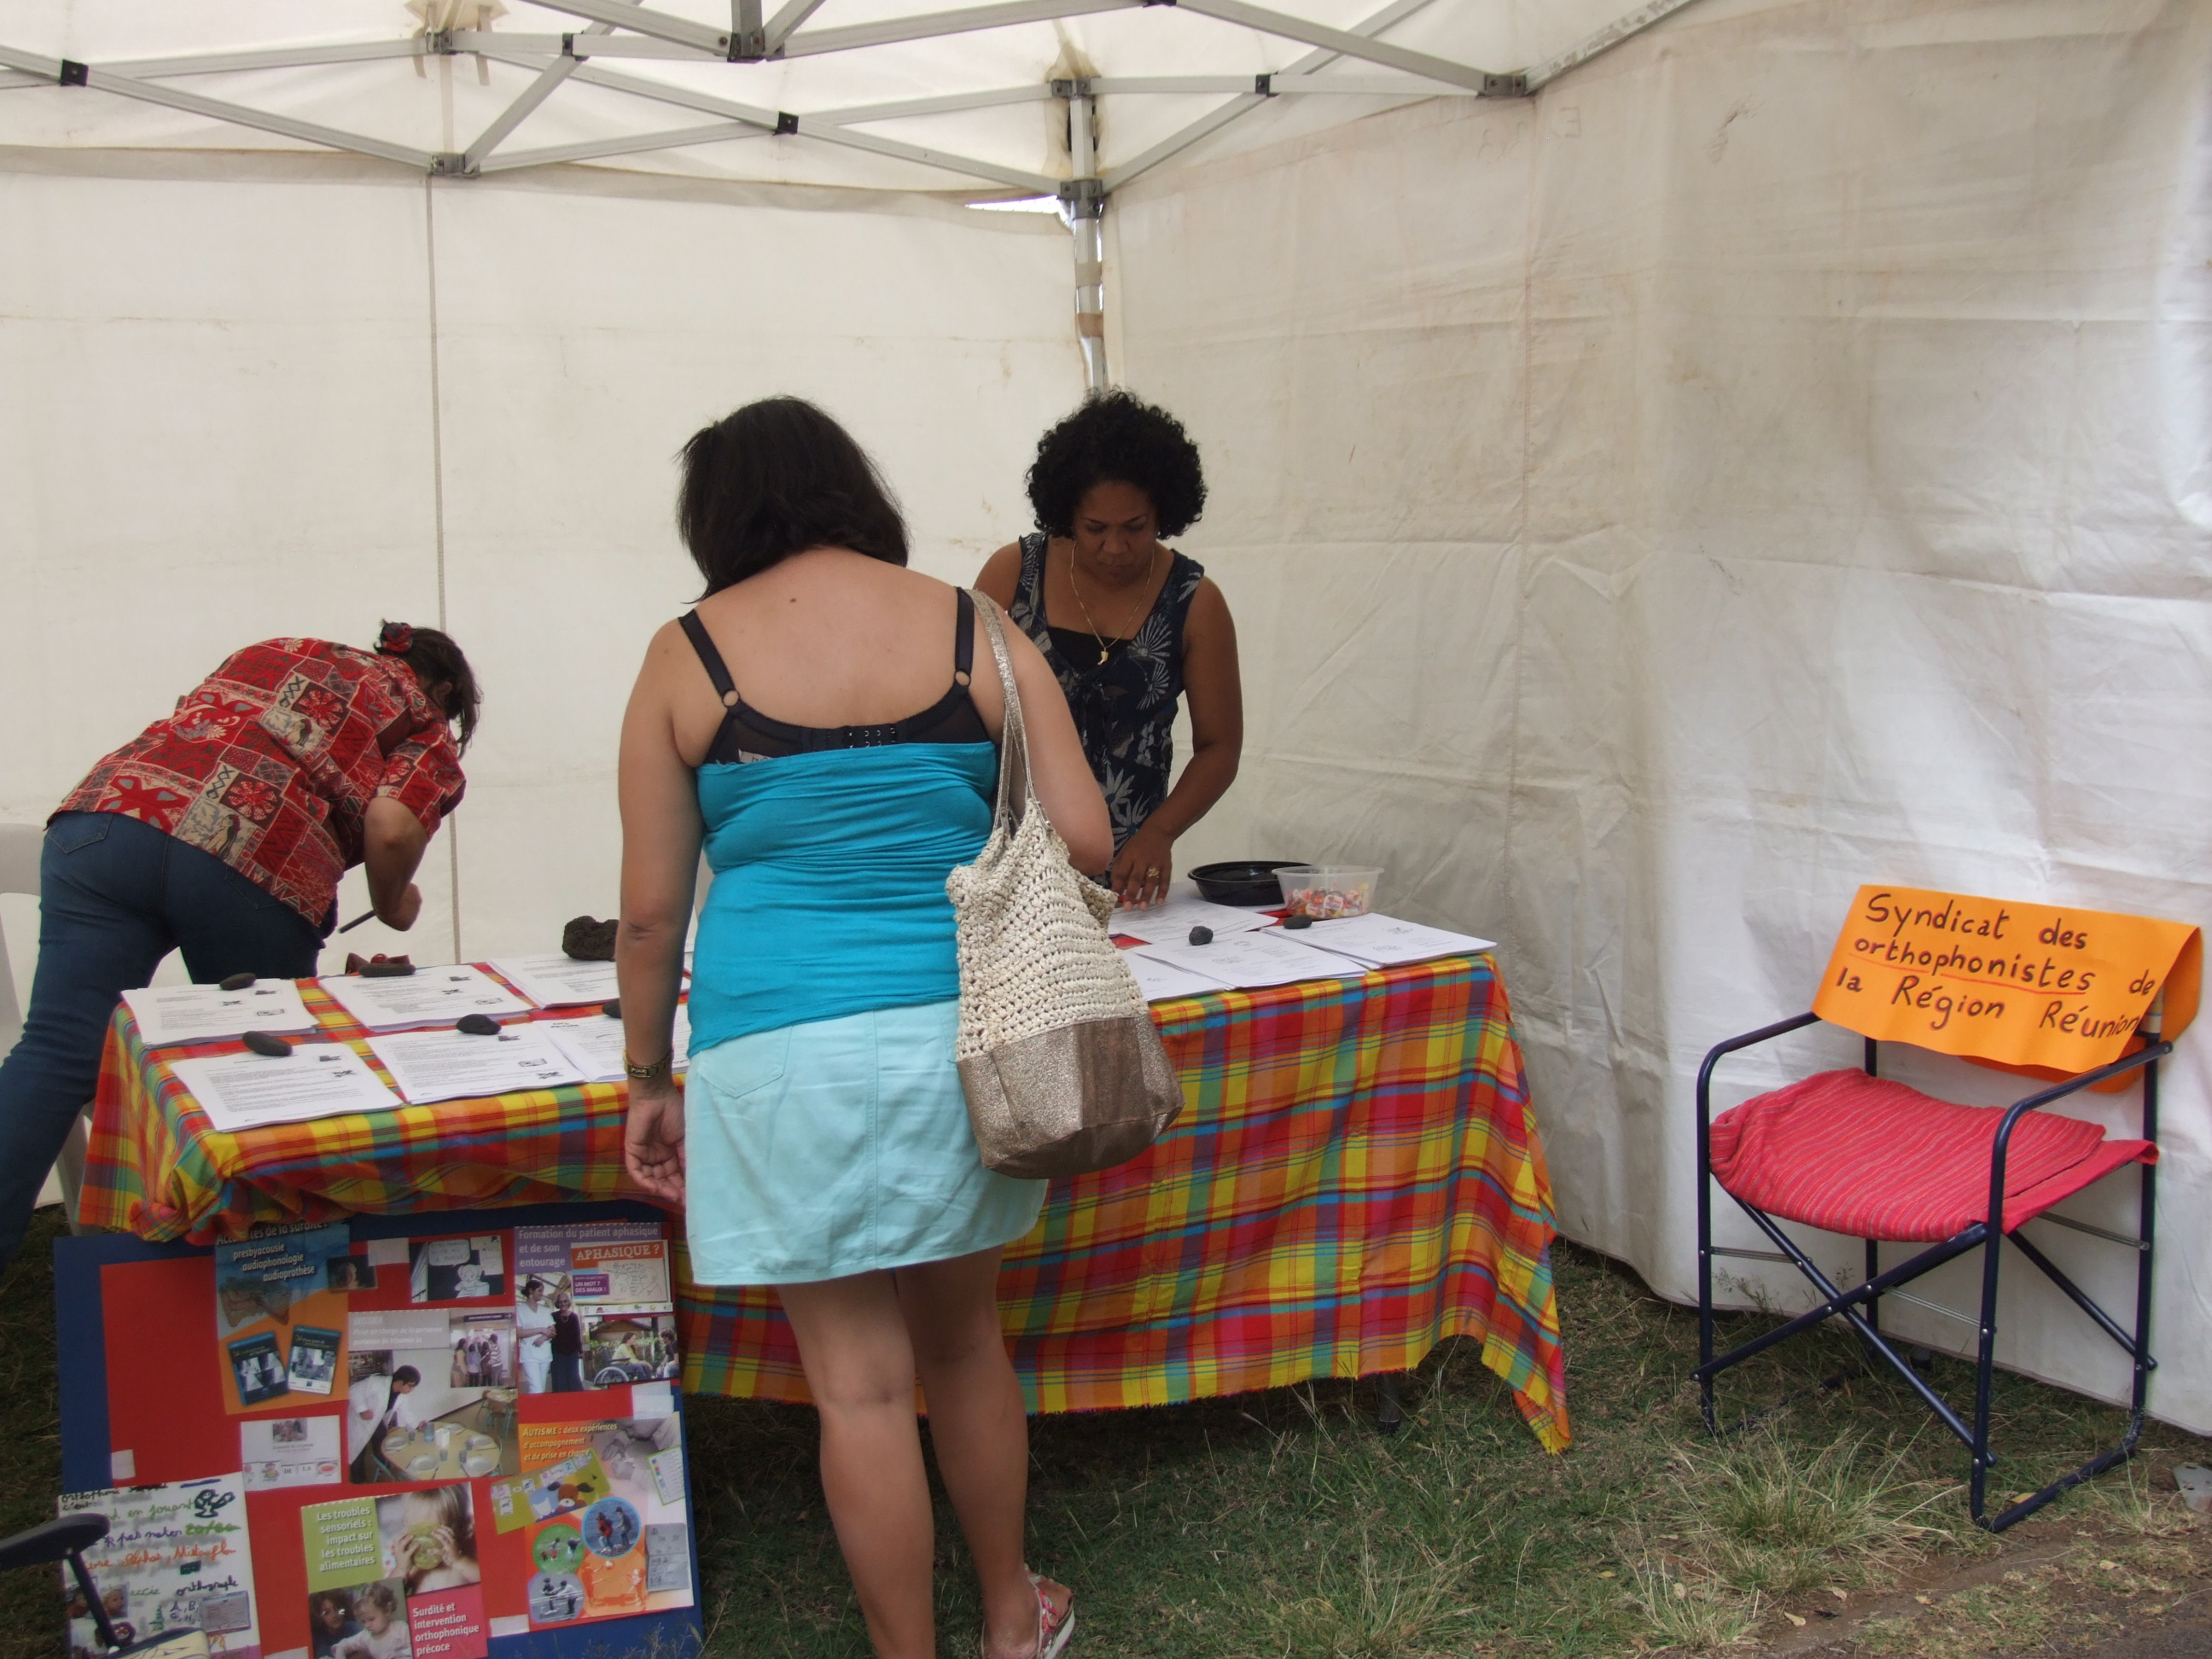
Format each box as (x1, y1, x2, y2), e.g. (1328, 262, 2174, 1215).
(55, 638, 466, 927)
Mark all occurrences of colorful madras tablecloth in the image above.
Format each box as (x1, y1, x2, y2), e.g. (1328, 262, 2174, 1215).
(77, 953, 1569, 1451)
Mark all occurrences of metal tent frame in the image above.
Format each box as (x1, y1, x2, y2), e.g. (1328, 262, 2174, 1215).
(0, 0, 1706, 385)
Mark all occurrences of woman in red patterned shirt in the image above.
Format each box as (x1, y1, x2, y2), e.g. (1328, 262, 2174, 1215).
(0, 622, 480, 1262)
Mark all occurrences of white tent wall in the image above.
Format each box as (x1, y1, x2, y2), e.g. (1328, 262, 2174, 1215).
(422, 178, 1078, 958)
(0, 156, 1080, 976)
(1113, 0, 2212, 1431)
(0, 160, 457, 967)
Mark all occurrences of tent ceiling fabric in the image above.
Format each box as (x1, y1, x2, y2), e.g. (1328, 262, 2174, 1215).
(1, 0, 1680, 194)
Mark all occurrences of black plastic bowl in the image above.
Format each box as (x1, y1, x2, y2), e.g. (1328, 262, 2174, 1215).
(1190, 860, 1307, 908)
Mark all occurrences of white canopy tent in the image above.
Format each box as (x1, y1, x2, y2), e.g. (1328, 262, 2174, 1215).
(4, 0, 2209, 1434)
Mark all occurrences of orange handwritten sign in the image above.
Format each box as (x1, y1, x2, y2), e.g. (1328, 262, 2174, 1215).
(1811, 885, 2199, 1076)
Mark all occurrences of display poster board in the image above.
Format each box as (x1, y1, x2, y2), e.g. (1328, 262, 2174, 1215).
(1810, 885, 2202, 1076)
(53, 1203, 700, 1659)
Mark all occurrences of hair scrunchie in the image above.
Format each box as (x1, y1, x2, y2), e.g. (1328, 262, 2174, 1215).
(375, 621, 415, 656)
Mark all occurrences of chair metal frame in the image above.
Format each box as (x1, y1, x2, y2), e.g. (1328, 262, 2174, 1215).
(1694, 1012, 2169, 1532)
(2, 1511, 121, 1650)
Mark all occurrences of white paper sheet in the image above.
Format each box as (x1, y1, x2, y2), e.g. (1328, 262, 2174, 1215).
(60, 1476, 259, 1656)
(317, 964, 532, 1032)
(487, 953, 620, 1009)
(1110, 893, 1282, 945)
(365, 1027, 586, 1105)
(542, 1006, 691, 1084)
(123, 980, 318, 1047)
(171, 1045, 404, 1132)
(1130, 929, 1371, 990)
(1291, 914, 1498, 968)
(1123, 951, 1230, 1002)
(240, 1415, 343, 1490)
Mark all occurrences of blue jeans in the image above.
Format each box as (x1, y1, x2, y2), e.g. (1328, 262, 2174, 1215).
(0, 812, 326, 1263)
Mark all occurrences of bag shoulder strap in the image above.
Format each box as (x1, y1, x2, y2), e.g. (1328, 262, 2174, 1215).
(968, 591, 1034, 833)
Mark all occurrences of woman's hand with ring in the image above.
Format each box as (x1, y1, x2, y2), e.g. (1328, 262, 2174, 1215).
(1109, 823, 1175, 909)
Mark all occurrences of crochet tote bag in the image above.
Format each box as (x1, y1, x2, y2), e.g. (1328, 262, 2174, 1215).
(946, 594, 1185, 1179)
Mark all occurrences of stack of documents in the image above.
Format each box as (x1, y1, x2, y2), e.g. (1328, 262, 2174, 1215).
(1127, 928, 1371, 994)
(1289, 914, 1496, 967)
(125, 981, 318, 1048)
(172, 1045, 403, 1132)
(317, 964, 531, 1033)
(540, 1006, 692, 1084)
(1124, 953, 1228, 1003)
(365, 1027, 585, 1105)
(1109, 894, 1279, 946)
(487, 954, 620, 1009)
(1119, 911, 1495, 1000)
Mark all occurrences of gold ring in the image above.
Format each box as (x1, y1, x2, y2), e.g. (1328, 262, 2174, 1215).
(1145, 867, 1161, 877)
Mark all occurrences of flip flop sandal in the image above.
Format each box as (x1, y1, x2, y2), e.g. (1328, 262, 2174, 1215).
(981, 1572, 1074, 1659)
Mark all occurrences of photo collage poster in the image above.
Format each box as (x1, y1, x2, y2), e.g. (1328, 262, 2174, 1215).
(215, 1223, 356, 1416)
(510, 1222, 678, 1397)
(70, 1214, 693, 1659)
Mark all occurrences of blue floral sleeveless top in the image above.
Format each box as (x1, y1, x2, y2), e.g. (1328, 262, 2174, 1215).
(1007, 532, 1203, 851)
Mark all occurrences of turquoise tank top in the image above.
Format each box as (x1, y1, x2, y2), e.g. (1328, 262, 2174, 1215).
(687, 742, 997, 1052)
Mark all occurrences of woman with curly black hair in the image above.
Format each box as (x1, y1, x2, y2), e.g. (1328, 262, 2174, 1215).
(977, 390, 1243, 907)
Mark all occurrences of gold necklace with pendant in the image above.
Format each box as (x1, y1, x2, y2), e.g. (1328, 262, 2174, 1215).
(1068, 544, 1158, 656)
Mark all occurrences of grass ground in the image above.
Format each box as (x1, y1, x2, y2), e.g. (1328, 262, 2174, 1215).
(3, 1206, 2206, 1658)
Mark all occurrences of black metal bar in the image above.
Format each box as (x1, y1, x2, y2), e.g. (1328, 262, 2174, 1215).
(1976, 1057, 2163, 1533)
(1969, 1221, 2002, 1521)
(1982, 1041, 2174, 1226)
(2133, 1056, 2159, 1420)
(1728, 1204, 1986, 1451)
(2005, 1227, 2149, 1362)
(1695, 1012, 1820, 1433)
(1693, 1220, 1986, 1381)
(1864, 1036, 1877, 1077)
(1375, 1372, 1403, 1434)
(1969, 1041, 2168, 1525)
(1985, 1441, 2139, 1533)
(68, 1551, 118, 1650)
(1866, 1237, 1880, 1336)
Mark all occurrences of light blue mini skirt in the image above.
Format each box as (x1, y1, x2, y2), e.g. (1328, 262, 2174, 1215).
(684, 998, 1046, 1286)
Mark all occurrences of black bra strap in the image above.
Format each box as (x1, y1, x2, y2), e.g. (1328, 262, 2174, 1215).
(680, 596, 983, 764)
(678, 611, 737, 704)
(679, 610, 746, 757)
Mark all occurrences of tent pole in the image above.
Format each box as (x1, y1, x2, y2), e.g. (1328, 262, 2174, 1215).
(1525, 0, 1710, 90)
(732, 0, 766, 60)
(1065, 88, 1108, 393)
(1175, 0, 1500, 92)
(1100, 0, 1451, 195)
(764, 0, 830, 53)
(0, 43, 435, 170)
(487, 49, 1059, 191)
(476, 121, 771, 173)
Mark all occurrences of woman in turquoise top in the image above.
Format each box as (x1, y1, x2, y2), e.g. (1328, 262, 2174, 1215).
(614, 398, 1109, 1659)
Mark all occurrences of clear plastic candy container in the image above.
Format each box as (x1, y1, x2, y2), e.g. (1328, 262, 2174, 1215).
(1275, 865, 1382, 919)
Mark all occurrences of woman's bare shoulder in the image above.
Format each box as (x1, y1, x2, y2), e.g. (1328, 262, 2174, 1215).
(1188, 573, 1235, 626)
(636, 615, 698, 672)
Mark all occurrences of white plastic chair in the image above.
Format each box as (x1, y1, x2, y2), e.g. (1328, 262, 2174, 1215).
(0, 823, 91, 1230)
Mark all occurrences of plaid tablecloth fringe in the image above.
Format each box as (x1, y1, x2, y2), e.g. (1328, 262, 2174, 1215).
(78, 954, 1567, 1451)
